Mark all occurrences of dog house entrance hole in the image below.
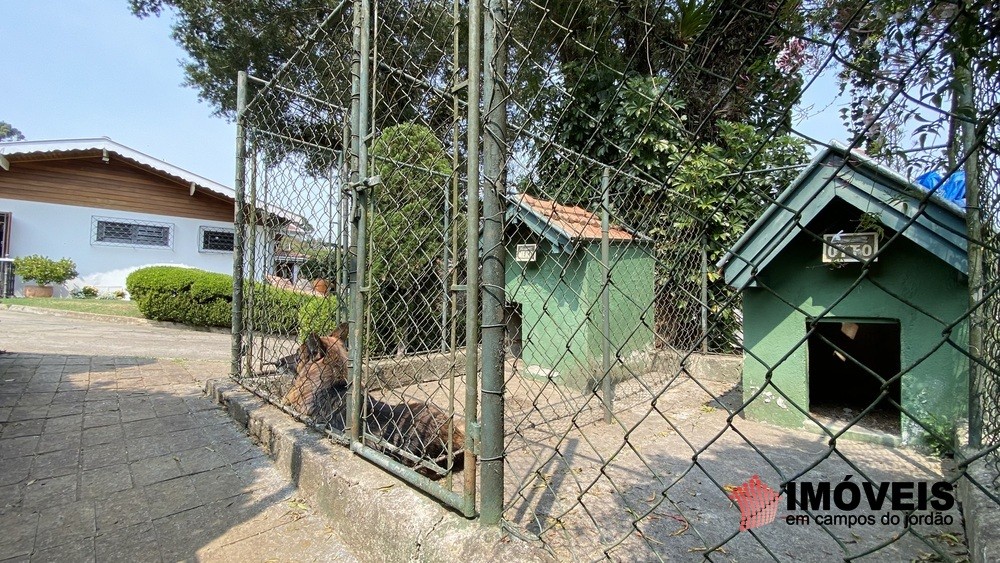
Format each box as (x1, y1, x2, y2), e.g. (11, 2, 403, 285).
(807, 319, 901, 435)
(505, 302, 523, 359)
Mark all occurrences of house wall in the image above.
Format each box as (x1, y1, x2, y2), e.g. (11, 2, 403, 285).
(506, 239, 590, 387)
(582, 242, 655, 378)
(742, 231, 969, 445)
(0, 158, 233, 221)
(0, 198, 258, 297)
(505, 236, 655, 390)
(0, 156, 276, 297)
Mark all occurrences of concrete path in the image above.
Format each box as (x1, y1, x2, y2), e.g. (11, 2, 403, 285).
(0, 309, 358, 562)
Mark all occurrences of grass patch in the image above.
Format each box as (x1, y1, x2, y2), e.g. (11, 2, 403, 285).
(1, 297, 143, 318)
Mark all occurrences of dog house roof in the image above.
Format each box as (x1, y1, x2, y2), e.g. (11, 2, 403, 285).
(506, 193, 636, 253)
(718, 142, 969, 291)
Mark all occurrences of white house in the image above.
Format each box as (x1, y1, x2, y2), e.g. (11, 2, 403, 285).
(0, 138, 285, 297)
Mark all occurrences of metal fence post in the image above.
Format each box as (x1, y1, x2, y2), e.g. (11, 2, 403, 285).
(480, 0, 508, 526)
(601, 168, 613, 424)
(957, 40, 983, 448)
(348, 0, 371, 443)
(701, 233, 709, 354)
(231, 70, 248, 379)
(463, 0, 483, 520)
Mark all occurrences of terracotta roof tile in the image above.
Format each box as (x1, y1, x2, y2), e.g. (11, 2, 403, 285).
(516, 193, 633, 241)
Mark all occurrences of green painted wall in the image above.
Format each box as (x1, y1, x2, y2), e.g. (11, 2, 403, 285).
(506, 236, 654, 389)
(506, 239, 589, 385)
(742, 222, 969, 445)
(582, 242, 655, 374)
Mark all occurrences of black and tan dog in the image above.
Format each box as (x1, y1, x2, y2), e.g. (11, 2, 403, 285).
(282, 324, 465, 476)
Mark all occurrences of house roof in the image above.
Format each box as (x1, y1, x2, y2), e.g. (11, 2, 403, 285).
(506, 193, 634, 253)
(0, 137, 302, 225)
(718, 142, 969, 292)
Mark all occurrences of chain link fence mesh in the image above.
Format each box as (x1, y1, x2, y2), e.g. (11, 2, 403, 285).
(231, 0, 1000, 559)
(974, 13, 1000, 487)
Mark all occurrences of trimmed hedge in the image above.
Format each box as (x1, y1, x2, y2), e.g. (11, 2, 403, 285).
(297, 297, 341, 341)
(125, 266, 338, 336)
(126, 267, 233, 328)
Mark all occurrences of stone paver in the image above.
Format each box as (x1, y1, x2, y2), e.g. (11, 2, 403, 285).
(0, 309, 358, 562)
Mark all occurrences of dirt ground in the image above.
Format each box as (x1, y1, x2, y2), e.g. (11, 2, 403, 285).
(237, 343, 968, 562)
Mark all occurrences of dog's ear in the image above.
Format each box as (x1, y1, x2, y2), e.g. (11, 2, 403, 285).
(302, 333, 326, 361)
(331, 322, 350, 344)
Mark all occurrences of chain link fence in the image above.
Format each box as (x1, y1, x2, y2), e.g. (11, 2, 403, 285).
(231, 0, 1000, 559)
(974, 12, 1000, 486)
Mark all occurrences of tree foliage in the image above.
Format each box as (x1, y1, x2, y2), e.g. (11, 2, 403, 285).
(0, 122, 24, 142)
(527, 68, 806, 350)
(13, 255, 77, 286)
(516, 0, 805, 140)
(367, 123, 453, 355)
(129, 0, 455, 153)
(803, 0, 995, 170)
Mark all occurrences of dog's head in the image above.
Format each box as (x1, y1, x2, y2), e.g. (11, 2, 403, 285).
(297, 323, 351, 387)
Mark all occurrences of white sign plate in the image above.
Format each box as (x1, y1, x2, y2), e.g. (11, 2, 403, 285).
(515, 244, 537, 263)
(822, 232, 878, 264)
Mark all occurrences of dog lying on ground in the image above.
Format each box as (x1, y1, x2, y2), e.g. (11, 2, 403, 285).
(281, 324, 465, 476)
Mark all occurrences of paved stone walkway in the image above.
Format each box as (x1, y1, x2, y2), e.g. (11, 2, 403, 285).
(0, 309, 358, 562)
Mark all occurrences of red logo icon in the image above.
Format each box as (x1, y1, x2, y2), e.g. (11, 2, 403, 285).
(728, 475, 781, 531)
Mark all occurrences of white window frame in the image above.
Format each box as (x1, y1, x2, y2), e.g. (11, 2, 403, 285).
(199, 226, 235, 253)
(92, 216, 174, 249)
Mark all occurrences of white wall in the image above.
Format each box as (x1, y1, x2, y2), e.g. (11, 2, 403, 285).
(0, 198, 268, 297)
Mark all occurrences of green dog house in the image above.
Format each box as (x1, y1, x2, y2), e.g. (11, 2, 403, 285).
(718, 143, 968, 446)
(505, 193, 654, 390)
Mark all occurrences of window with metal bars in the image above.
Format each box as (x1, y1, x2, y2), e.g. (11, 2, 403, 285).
(92, 217, 173, 248)
(199, 227, 235, 252)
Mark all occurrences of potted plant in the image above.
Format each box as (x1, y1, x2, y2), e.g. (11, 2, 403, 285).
(12, 255, 78, 298)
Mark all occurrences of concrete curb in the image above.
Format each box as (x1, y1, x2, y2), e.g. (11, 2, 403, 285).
(205, 378, 553, 563)
(0, 303, 231, 334)
(958, 448, 1000, 563)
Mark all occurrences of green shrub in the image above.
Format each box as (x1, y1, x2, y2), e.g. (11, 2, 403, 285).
(126, 266, 233, 328)
(297, 297, 340, 342)
(14, 255, 78, 285)
(126, 266, 337, 333)
(299, 249, 341, 283)
(248, 284, 337, 336)
(250, 284, 301, 334)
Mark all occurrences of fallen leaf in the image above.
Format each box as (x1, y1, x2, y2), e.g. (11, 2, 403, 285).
(636, 531, 664, 545)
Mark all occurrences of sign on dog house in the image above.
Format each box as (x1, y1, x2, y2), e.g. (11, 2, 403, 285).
(505, 193, 654, 390)
(718, 143, 968, 446)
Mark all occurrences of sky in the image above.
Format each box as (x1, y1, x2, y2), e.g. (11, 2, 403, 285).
(3, 1, 850, 192)
(3, 1, 235, 186)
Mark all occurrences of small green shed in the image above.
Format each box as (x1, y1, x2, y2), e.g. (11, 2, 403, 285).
(718, 143, 968, 446)
(504, 193, 654, 390)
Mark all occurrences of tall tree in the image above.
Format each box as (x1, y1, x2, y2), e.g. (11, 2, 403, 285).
(803, 0, 995, 170)
(0, 122, 24, 142)
(130, 0, 457, 152)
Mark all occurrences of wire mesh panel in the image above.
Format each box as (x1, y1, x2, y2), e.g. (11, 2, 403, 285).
(232, 0, 474, 513)
(488, 0, 1000, 560)
(234, 2, 353, 421)
(354, 0, 473, 498)
(228, 0, 1000, 558)
(974, 14, 1000, 485)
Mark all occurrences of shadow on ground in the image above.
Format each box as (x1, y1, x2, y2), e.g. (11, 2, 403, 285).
(0, 351, 353, 562)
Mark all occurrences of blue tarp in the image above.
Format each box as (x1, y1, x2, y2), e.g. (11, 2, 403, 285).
(915, 170, 966, 207)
